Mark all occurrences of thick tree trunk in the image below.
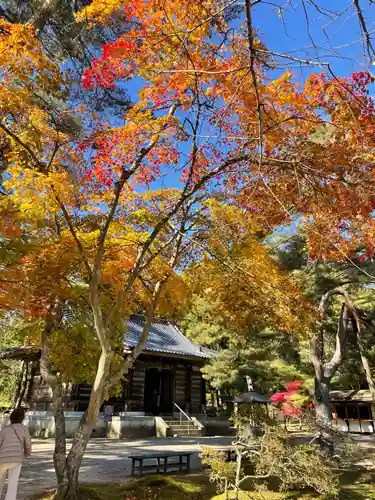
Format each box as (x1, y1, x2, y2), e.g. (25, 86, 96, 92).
(309, 293, 352, 456)
(52, 347, 115, 499)
(25, 361, 37, 405)
(314, 376, 332, 427)
(40, 301, 70, 497)
(17, 361, 32, 408)
(313, 376, 334, 455)
(351, 313, 375, 402)
(50, 215, 184, 497)
(311, 297, 349, 422)
(51, 383, 69, 498)
(14, 360, 36, 409)
(57, 276, 169, 496)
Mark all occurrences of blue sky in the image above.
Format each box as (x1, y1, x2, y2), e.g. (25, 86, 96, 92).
(121, 1, 375, 104)
(253, 0, 375, 81)
(82, 1, 375, 207)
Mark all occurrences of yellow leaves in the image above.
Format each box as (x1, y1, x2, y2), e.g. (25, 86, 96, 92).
(186, 202, 310, 336)
(77, 103, 86, 113)
(271, 71, 293, 87)
(102, 256, 135, 287)
(77, 230, 101, 245)
(4, 167, 76, 220)
(0, 20, 62, 92)
(0, 20, 71, 184)
(75, 0, 127, 25)
(132, 208, 152, 224)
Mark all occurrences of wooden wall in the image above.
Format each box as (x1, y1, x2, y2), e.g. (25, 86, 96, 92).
(29, 355, 205, 414)
(191, 366, 203, 413)
(175, 364, 188, 409)
(128, 361, 145, 411)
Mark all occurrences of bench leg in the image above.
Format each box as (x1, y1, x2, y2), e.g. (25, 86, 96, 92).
(139, 459, 143, 477)
(131, 459, 135, 477)
(157, 457, 161, 473)
(187, 454, 191, 472)
(164, 456, 168, 473)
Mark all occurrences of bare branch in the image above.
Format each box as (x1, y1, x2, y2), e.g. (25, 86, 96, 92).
(0, 122, 44, 170)
(91, 101, 179, 292)
(353, 0, 375, 60)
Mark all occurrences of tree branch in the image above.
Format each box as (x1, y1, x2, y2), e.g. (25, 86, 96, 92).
(353, 0, 375, 60)
(91, 101, 179, 294)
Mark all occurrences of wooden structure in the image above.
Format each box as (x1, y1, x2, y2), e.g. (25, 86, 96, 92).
(0, 347, 40, 409)
(70, 353, 207, 415)
(2, 316, 211, 416)
(331, 389, 375, 433)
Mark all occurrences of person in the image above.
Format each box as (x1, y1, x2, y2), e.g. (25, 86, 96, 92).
(150, 390, 160, 416)
(0, 407, 31, 500)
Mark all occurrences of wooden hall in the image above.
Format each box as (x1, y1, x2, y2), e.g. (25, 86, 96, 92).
(29, 315, 211, 416)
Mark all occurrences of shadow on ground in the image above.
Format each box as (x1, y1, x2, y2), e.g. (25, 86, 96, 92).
(18, 436, 233, 499)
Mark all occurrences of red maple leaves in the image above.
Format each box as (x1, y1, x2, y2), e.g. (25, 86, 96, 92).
(270, 380, 312, 418)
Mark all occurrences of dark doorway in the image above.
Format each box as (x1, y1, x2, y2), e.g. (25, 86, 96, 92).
(144, 368, 173, 415)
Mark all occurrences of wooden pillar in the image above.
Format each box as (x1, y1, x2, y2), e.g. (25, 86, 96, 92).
(175, 364, 187, 409)
(186, 365, 192, 413)
(131, 362, 145, 412)
(200, 375, 206, 410)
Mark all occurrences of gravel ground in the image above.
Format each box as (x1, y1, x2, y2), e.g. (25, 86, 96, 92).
(15, 435, 233, 499)
(8, 433, 375, 499)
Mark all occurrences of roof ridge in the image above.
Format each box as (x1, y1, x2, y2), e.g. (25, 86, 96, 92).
(170, 323, 201, 349)
(124, 316, 211, 359)
(130, 313, 177, 326)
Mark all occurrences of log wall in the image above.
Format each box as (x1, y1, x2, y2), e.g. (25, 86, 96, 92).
(174, 364, 188, 409)
(128, 361, 145, 411)
(191, 366, 203, 413)
(29, 355, 205, 414)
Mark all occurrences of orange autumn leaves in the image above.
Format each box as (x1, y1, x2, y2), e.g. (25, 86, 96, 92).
(186, 202, 312, 336)
(1, 0, 375, 331)
(78, 0, 375, 261)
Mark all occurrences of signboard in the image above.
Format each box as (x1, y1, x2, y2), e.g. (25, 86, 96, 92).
(103, 405, 114, 422)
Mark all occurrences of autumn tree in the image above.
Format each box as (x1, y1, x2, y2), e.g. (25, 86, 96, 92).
(2, 0, 375, 497)
(0, 0, 132, 114)
(273, 233, 375, 425)
(183, 202, 309, 394)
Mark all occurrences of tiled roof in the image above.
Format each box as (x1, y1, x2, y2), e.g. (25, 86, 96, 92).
(124, 315, 211, 359)
(0, 346, 40, 361)
(330, 389, 373, 402)
(234, 391, 269, 404)
(329, 390, 356, 401)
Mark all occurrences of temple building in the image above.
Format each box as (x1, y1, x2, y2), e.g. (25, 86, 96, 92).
(1, 315, 211, 417)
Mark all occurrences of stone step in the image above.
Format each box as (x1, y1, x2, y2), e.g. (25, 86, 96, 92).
(169, 425, 199, 432)
(164, 420, 195, 426)
(162, 418, 204, 437)
(169, 427, 202, 435)
(170, 431, 202, 437)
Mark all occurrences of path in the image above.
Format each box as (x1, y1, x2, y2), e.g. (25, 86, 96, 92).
(18, 436, 233, 499)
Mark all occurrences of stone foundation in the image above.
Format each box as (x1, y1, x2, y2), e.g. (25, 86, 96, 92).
(0, 411, 158, 439)
(198, 417, 234, 436)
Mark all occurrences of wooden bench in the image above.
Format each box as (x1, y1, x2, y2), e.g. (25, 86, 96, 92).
(129, 452, 193, 476)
